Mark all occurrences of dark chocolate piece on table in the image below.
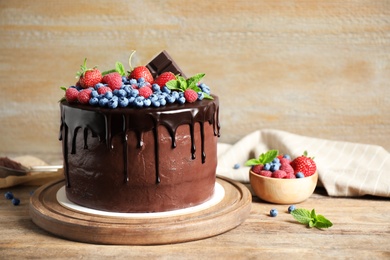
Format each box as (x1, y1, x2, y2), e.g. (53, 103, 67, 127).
(146, 50, 186, 78)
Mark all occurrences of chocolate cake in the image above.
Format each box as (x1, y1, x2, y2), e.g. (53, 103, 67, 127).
(59, 51, 220, 213)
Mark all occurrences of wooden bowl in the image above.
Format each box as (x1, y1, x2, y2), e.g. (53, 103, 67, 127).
(249, 170, 318, 204)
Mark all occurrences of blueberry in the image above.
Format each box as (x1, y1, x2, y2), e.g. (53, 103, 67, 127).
(272, 158, 280, 164)
(94, 83, 105, 89)
(134, 97, 144, 107)
(198, 92, 204, 100)
(4, 191, 13, 200)
(129, 79, 137, 85)
(270, 208, 278, 217)
(270, 164, 280, 172)
(137, 77, 145, 84)
(159, 98, 166, 106)
(121, 76, 128, 82)
(162, 86, 171, 94)
(89, 97, 99, 106)
(91, 90, 99, 98)
(99, 97, 109, 107)
(263, 163, 271, 171)
(149, 94, 159, 102)
(296, 172, 305, 178)
(105, 91, 113, 99)
(283, 154, 291, 160)
(130, 89, 139, 97)
(143, 99, 152, 107)
(151, 100, 161, 107)
(288, 205, 296, 213)
(171, 91, 180, 99)
(117, 89, 127, 97)
(12, 198, 20, 206)
(177, 96, 186, 104)
(233, 163, 240, 169)
(118, 97, 129, 107)
(166, 95, 176, 104)
(152, 84, 160, 92)
(107, 99, 118, 109)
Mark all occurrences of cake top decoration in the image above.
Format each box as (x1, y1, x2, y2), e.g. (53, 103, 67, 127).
(60, 51, 213, 109)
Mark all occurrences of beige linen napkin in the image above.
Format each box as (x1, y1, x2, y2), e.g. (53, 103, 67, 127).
(217, 129, 390, 197)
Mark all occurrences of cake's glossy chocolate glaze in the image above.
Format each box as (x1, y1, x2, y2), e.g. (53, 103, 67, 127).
(59, 96, 220, 212)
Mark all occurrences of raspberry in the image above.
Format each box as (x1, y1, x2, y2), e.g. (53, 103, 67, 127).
(102, 72, 123, 91)
(65, 87, 79, 103)
(97, 86, 112, 95)
(284, 172, 296, 179)
(280, 159, 294, 175)
(184, 89, 198, 103)
(78, 89, 92, 104)
(138, 87, 153, 98)
(259, 170, 272, 177)
(251, 165, 263, 174)
(272, 170, 287, 178)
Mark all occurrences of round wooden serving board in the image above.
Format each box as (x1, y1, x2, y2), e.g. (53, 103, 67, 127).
(29, 176, 252, 245)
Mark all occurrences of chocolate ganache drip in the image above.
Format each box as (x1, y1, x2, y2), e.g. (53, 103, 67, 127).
(59, 96, 220, 186)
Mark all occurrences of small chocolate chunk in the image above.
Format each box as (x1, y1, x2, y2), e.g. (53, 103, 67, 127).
(146, 50, 186, 78)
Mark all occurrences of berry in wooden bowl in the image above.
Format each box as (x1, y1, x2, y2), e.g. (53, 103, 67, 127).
(246, 150, 318, 204)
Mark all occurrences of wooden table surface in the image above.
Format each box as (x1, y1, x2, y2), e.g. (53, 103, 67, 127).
(1, 183, 389, 259)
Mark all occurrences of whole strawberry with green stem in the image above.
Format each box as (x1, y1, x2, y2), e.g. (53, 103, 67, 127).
(290, 151, 317, 177)
(127, 51, 154, 84)
(76, 58, 102, 88)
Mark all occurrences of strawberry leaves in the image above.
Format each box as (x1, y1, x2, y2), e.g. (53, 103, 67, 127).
(290, 208, 333, 229)
(245, 150, 279, 166)
(166, 73, 213, 100)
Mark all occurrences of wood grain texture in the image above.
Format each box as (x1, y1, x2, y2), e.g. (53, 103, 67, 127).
(1, 184, 389, 259)
(0, 0, 389, 163)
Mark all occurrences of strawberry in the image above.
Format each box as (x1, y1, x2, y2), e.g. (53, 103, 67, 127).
(77, 59, 102, 89)
(102, 72, 122, 91)
(77, 89, 92, 104)
(184, 89, 198, 103)
(138, 87, 153, 98)
(290, 151, 317, 177)
(129, 66, 154, 84)
(65, 87, 79, 103)
(154, 72, 176, 88)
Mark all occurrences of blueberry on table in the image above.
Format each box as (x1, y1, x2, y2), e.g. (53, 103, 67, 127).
(4, 191, 13, 200)
(270, 208, 278, 217)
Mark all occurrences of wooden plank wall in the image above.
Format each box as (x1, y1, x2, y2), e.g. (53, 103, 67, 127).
(1, 0, 389, 163)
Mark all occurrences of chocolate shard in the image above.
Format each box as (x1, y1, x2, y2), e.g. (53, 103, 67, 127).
(146, 50, 186, 78)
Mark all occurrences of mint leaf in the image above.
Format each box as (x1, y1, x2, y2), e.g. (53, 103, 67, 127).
(290, 208, 312, 225)
(203, 93, 214, 100)
(166, 80, 181, 91)
(259, 149, 278, 164)
(291, 208, 333, 229)
(245, 159, 261, 166)
(115, 62, 126, 76)
(245, 149, 278, 166)
(187, 73, 205, 89)
(60, 86, 67, 92)
(314, 215, 333, 228)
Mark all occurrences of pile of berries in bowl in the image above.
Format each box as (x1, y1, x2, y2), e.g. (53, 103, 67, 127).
(247, 150, 318, 204)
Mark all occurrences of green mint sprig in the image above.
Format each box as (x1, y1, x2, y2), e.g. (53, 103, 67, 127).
(290, 208, 333, 229)
(165, 73, 213, 100)
(245, 149, 278, 166)
(102, 61, 126, 76)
